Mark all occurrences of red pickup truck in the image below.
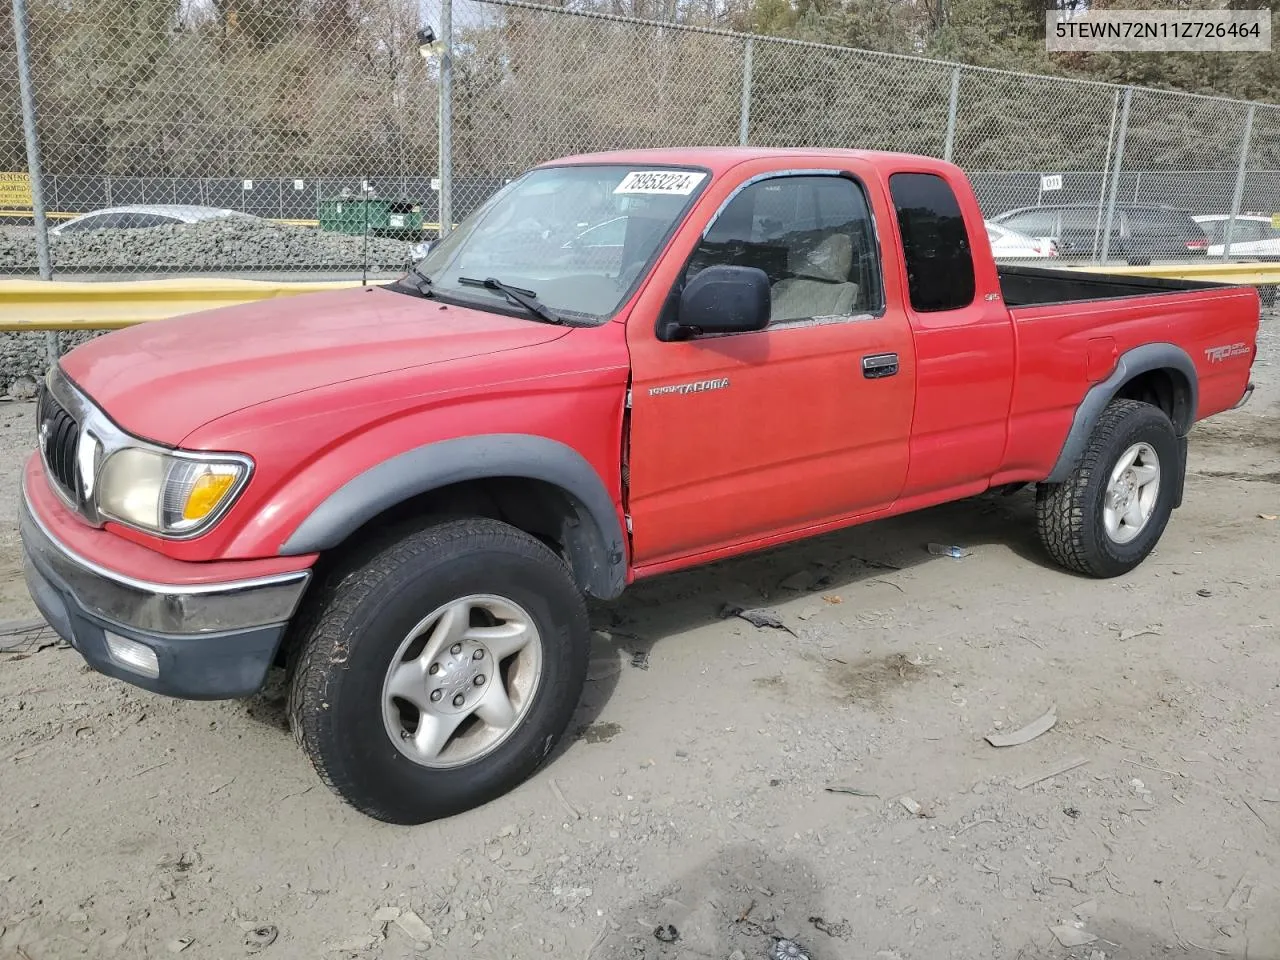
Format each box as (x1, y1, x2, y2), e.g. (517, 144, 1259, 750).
(20, 148, 1258, 824)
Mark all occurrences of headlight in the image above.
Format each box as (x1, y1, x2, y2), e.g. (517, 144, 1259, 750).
(97, 447, 250, 536)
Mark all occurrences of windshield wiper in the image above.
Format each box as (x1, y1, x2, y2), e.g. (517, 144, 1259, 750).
(458, 276, 563, 325)
(406, 262, 434, 297)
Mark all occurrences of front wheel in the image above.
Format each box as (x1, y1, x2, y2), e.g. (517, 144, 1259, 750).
(287, 517, 590, 824)
(1036, 399, 1179, 578)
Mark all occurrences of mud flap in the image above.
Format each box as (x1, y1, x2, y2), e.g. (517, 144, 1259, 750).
(1172, 435, 1188, 509)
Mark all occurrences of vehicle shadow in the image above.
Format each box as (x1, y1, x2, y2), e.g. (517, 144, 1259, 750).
(593, 486, 1051, 648)
(543, 485, 1056, 764)
(240, 667, 291, 733)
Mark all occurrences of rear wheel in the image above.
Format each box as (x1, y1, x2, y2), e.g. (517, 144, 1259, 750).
(1036, 399, 1178, 578)
(287, 517, 590, 824)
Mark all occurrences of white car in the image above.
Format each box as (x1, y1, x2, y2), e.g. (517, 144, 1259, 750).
(1193, 214, 1280, 256)
(50, 204, 246, 236)
(985, 220, 1058, 258)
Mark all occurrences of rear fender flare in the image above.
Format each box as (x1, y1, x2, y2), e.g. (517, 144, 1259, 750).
(279, 434, 627, 599)
(1045, 342, 1198, 486)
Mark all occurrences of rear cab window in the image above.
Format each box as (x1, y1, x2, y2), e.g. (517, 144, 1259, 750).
(888, 172, 976, 313)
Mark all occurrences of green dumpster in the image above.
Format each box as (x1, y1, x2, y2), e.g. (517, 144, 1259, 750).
(317, 198, 425, 238)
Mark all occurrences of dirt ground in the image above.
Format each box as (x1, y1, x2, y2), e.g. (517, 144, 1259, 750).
(1, 318, 1277, 960)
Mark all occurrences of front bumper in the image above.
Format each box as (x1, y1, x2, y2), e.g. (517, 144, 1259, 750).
(19, 491, 311, 700)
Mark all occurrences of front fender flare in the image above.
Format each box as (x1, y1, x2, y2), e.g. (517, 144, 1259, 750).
(279, 433, 627, 599)
(1044, 342, 1198, 485)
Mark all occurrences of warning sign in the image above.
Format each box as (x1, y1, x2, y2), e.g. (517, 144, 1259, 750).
(0, 172, 32, 208)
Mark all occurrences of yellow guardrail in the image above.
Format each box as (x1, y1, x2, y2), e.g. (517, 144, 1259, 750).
(0, 277, 365, 330)
(0, 210, 84, 221)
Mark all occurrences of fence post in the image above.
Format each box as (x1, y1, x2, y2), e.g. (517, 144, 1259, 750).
(1092, 88, 1121, 261)
(12, 0, 59, 366)
(943, 67, 960, 163)
(738, 38, 753, 146)
(438, 0, 453, 238)
(1099, 86, 1132, 265)
(1223, 103, 1255, 260)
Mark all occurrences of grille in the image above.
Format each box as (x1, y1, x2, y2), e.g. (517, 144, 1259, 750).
(38, 382, 81, 498)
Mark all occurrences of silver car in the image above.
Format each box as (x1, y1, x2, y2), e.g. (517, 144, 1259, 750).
(50, 204, 247, 236)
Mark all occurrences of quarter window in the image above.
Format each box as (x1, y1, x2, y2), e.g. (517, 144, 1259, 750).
(889, 172, 976, 313)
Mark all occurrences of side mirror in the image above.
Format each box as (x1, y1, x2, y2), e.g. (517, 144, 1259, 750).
(669, 264, 770, 339)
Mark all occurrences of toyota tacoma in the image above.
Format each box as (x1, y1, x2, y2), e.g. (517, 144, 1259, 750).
(19, 148, 1259, 823)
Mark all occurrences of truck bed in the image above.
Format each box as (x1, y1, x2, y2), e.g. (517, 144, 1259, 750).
(997, 263, 1229, 308)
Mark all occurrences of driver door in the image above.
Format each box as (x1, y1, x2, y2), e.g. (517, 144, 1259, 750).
(624, 168, 916, 569)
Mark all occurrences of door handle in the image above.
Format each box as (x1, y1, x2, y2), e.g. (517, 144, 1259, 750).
(862, 353, 899, 379)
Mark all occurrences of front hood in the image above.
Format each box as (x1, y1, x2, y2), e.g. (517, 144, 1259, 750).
(59, 286, 569, 444)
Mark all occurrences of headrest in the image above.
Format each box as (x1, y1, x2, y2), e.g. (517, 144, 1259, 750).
(789, 233, 853, 283)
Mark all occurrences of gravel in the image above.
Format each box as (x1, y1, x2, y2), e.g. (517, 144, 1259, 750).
(0, 216, 418, 275)
(0, 332, 101, 396)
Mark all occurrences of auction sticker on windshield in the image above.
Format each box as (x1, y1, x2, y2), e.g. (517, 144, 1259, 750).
(614, 171, 706, 195)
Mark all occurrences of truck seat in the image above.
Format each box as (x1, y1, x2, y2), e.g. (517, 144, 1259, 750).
(771, 233, 858, 322)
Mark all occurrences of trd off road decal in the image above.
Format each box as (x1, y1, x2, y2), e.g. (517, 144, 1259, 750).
(1205, 342, 1251, 363)
(614, 171, 706, 196)
(648, 377, 730, 397)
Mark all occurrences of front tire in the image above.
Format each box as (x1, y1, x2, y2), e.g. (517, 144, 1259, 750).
(1036, 399, 1178, 578)
(287, 517, 590, 824)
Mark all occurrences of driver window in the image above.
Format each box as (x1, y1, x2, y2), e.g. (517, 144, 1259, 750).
(685, 174, 884, 325)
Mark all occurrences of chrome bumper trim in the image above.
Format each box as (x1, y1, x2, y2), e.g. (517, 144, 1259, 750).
(20, 478, 310, 636)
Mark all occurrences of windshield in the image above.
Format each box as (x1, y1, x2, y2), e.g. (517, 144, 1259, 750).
(413, 164, 709, 324)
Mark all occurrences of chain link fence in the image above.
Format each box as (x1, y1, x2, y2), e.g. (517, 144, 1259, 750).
(4, 0, 1280, 280)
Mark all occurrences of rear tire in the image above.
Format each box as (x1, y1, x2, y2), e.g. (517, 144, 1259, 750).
(287, 517, 590, 824)
(1036, 399, 1178, 578)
